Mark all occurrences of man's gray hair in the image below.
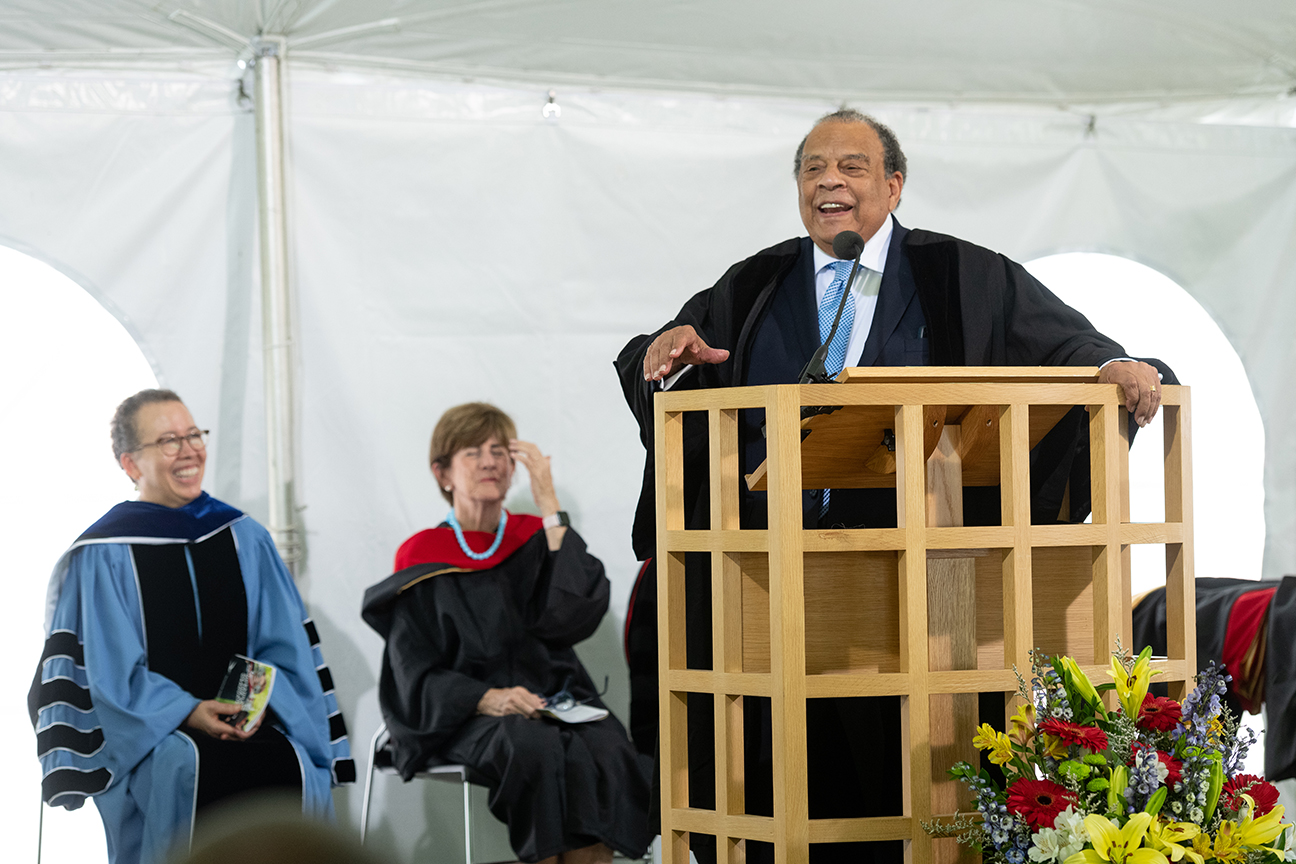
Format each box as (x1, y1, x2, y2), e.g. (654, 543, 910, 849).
(793, 109, 908, 181)
(111, 388, 183, 462)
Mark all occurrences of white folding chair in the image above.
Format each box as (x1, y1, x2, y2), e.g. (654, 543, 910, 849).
(360, 722, 474, 864)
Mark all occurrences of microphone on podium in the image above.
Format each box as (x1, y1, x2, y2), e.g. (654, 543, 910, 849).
(797, 230, 866, 385)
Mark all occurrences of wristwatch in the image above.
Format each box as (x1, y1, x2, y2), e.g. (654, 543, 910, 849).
(542, 511, 570, 529)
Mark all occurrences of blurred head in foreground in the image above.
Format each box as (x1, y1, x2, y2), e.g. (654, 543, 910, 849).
(169, 793, 380, 864)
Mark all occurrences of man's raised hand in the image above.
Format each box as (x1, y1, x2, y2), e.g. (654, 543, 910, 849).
(643, 325, 730, 382)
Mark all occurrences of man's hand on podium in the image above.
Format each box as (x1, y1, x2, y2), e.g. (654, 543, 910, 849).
(643, 325, 730, 382)
(1099, 360, 1163, 427)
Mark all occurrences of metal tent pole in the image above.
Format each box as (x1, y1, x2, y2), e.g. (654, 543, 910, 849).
(252, 36, 301, 573)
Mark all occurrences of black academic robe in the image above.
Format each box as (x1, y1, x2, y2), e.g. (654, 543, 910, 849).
(361, 520, 651, 863)
(613, 224, 1176, 864)
(1133, 576, 1296, 782)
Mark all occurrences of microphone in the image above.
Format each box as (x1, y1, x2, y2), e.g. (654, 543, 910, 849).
(798, 230, 866, 384)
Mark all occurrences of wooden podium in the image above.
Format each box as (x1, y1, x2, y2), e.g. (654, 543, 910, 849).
(653, 368, 1196, 864)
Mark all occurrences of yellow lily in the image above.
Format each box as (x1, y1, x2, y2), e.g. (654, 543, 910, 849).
(1060, 656, 1103, 708)
(1110, 646, 1159, 719)
(1211, 820, 1246, 862)
(972, 723, 1015, 766)
(1209, 800, 1289, 862)
(1233, 798, 1287, 848)
(1009, 702, 1036, 746)
(973, 722, 1003, 750)
(1145, 820, 1204, 864)
(1064, 813, 1169, 864)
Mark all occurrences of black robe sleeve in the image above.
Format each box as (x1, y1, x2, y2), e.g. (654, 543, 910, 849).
(615, 283, 722, 450)
(528, 530, 611, 645)
(904, 230, 1128, 368)
(998, 255, 1128, 367)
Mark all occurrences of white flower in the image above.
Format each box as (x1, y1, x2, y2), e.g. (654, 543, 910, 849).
(1054, 807, 1087, 839)
(1155, 760, 1169, 784)
(1280, 825, 1296, 862)
(1045, 806, 1090, 862)
(1029, 828, 1062, 863)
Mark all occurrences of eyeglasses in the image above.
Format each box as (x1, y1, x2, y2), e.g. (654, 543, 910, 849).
(542, 674, 610, 712)
(132, 430, 209, 456)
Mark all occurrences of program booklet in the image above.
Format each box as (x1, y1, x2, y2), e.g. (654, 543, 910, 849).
(539, 703, 609, 724)
(215, 655, 276, 733)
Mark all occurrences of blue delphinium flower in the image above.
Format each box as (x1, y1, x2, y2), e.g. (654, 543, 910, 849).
(967, 773, 1030, 857)
(1175, 662, 1229, 748)
(1125, 745, 1161, 813)
(1222, 722, 1257, 776)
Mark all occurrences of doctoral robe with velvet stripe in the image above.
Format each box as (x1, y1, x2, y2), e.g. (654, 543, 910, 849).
(362, 518, 651, 862)
(29, 493, 353, 864)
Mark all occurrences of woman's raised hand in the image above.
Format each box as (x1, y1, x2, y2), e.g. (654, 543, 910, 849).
(509, 440, 559, 516)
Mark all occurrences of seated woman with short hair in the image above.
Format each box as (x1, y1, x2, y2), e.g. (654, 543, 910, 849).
(362, 402, 650, 864)
(29, 389, 353, 864)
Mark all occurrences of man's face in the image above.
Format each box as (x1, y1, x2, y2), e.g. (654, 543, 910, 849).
(797, 120, 904, 256)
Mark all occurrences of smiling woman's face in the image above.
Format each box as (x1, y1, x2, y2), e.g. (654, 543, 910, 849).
(438, 435, 514, 507)
(119, 400, 206, 508)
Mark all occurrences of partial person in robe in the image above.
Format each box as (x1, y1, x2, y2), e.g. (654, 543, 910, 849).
(1133, 576, 1296, 782)
(29, 389, 354, 864)
(614, 109, 1177, 863)
(361, 402, 651, 864)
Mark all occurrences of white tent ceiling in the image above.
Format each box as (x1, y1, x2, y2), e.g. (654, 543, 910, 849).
(4, 0, 1296, 105)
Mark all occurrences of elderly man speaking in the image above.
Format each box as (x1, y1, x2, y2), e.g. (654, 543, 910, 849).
(614, 109, 1171, 864)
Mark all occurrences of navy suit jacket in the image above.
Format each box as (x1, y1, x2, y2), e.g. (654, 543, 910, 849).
(742, 228, 930, 527)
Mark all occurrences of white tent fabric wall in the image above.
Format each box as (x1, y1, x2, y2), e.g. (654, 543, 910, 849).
(4, 57, 1296, 854)
(0, 66, 269, 514)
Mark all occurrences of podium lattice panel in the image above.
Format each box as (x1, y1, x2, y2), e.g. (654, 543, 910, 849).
(654, 372, 1195, 864)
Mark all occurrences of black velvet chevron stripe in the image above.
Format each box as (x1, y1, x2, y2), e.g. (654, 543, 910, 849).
(40, 631, 84, 666)
(38, 678, 93, 712)
(317, 667, 334, 693)
(333, 758, 356, 785)
(42, 766, 111, 803)
(303, 619, 321, 647)
(328, 712, 347, 742)
(37, 724, 105, 758)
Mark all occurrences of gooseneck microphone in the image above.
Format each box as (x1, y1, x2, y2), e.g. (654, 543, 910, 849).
(797, 230, 867, 384)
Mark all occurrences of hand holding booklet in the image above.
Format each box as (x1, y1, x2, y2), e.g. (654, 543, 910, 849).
(215, 655, 277, 733)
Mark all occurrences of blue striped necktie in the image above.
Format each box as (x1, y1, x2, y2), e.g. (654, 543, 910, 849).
(819, 260, 856, 377)
(818, 259, 855, 519)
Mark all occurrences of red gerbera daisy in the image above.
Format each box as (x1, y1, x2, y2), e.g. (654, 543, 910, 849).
(1138, 694, 1183, 732)
(1038, 718, 1109, 752)
(1157, 751, 1183, 786)
(1007, 778, 1077, 830)
(1222, 774, 1280, 816)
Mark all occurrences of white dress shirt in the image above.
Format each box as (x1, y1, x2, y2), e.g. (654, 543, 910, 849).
(812, 214, 893, 369)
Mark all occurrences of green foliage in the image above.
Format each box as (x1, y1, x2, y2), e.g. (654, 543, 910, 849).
(1059, 759, 1092, 781)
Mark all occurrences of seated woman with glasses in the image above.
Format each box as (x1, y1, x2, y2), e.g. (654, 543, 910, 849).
(362, 402, 650, 864)
(30, 389, 353, 864)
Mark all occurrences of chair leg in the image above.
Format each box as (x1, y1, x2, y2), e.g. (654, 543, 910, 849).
(360, 725, 385, 844)
(462, 776, 472, 864)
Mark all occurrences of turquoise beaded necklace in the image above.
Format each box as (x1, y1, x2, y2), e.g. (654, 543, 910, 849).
(446, 509, 507, 560)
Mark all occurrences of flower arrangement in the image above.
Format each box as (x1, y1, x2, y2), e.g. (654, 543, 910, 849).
(923, 646, 1292, 864)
